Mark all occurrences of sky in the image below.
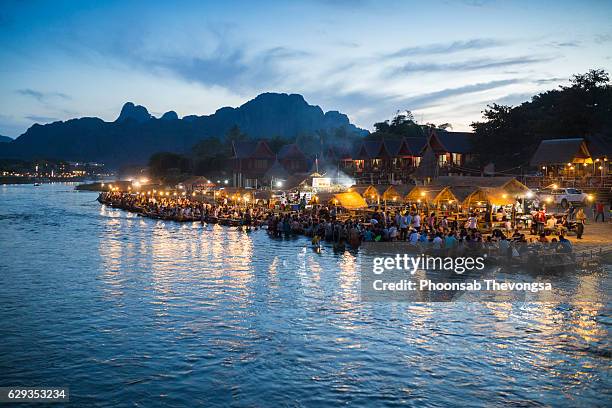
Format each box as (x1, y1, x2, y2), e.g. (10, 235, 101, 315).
(0, 0, 611, 137)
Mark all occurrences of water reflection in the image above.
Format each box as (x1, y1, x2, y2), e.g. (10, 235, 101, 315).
(0, 183, 610, 407)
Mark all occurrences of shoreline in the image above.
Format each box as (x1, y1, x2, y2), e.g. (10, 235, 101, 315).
(97, 192, 612, 262)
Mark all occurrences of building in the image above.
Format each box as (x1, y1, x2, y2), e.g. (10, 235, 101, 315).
(231, 140, 276, 188)
(530, 137, 610, 182)
(420, 130, 477, 169)
(277, 143, 310, 173)
(348, 137, 426, 184)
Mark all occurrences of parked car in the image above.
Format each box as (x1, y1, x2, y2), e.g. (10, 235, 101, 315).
(536, 186, 589, 208)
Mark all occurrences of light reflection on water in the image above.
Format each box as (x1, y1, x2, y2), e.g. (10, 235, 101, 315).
(0, 183, 610, 407)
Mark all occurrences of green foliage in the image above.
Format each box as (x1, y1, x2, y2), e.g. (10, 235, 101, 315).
(148, 152, 191, 177)
(368, 110, 425, 140)
(471, 69, 612, 169)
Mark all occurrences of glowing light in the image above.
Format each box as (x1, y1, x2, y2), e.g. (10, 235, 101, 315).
(101, 183, 105, 187)
(502, 194, 507, 199)
(587, 194, 594, 201)
(140, 177, 149, 183)
(552, 184, 558, 189)
(224, 180, 229, 185)
(133, 181, 141, 187)
(526, 191, 534, 198)
(599, 166, 603, 170)
(545, 197, 552, 203)
(420, 191, 426, 197)
(541, 166, 546, 170)
(276, 181, 283, 187)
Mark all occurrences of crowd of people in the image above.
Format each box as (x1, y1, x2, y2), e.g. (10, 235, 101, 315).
(99, 191, 577, 257)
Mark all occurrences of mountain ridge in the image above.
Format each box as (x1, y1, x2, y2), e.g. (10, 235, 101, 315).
(0, 93, 367, 167)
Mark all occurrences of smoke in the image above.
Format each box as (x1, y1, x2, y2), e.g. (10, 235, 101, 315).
(320, 164, 355, 187)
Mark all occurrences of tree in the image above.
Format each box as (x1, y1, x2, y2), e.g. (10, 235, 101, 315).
(471, 69, 612, 169)
(148, 152, 191, 177)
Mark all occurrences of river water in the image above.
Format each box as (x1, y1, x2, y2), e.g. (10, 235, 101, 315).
(0, 183, 610, 407)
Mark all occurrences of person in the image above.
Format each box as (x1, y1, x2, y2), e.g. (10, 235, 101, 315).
(409, 229, 419, 244)
(558, 235, 572, 253)
(535, 209, 546, 235)
(568, 203, 576, 221)
(412, 212, 421, 231)
(467, 213, 477, 231)
(440, 216, 449, 230)
(399, 212, 408, 241)
(538, 233, 549, 243)
(575, 208, 586, 239)
(432, 233, 443, 249)
(445, 232, 457, 249)
(595, 201, 605, 222)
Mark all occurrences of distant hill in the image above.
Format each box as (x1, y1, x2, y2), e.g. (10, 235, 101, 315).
(0, 135, 13, 143)
(0, 93, 367, 167)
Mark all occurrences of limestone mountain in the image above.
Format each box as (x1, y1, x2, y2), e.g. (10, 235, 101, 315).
(0, 93, 367, 167)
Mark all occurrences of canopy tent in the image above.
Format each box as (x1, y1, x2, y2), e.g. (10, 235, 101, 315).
(332, 191, 368, 209)
(310, 191, 367, 209)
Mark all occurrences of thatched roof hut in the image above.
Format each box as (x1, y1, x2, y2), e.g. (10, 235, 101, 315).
(333, 192, 368, 209)
(462, 187, 515, 207)
(405, 186, 457, 205)
(530, 138, 592, 166)
(434, 176, 529, 198)
(310, 191, 367, 209)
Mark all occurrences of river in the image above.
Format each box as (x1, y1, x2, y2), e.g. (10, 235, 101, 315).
(0, 183, 609, 406)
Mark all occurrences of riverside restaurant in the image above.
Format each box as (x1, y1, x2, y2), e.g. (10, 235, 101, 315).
(97, 174, 595, 242)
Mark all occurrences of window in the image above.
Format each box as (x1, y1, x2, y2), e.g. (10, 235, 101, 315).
(452, 153, 462, 164)
(438, 154, 448, 167)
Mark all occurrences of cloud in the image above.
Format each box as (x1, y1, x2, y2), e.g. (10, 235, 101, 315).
(492, 92, 534, 106)
(385, 38, 504, 59)
(25, 115, 59, 123)
(594, 34, 612, 44)
(389, 56, 554, 76)
(533, 76, 567, 85)
(16, 89, 71, 102)
(396, 79, 520, 108)
(550, 41, 580, 48)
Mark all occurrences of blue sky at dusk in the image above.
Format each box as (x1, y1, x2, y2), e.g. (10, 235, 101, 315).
(1, 0, 611, 137)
